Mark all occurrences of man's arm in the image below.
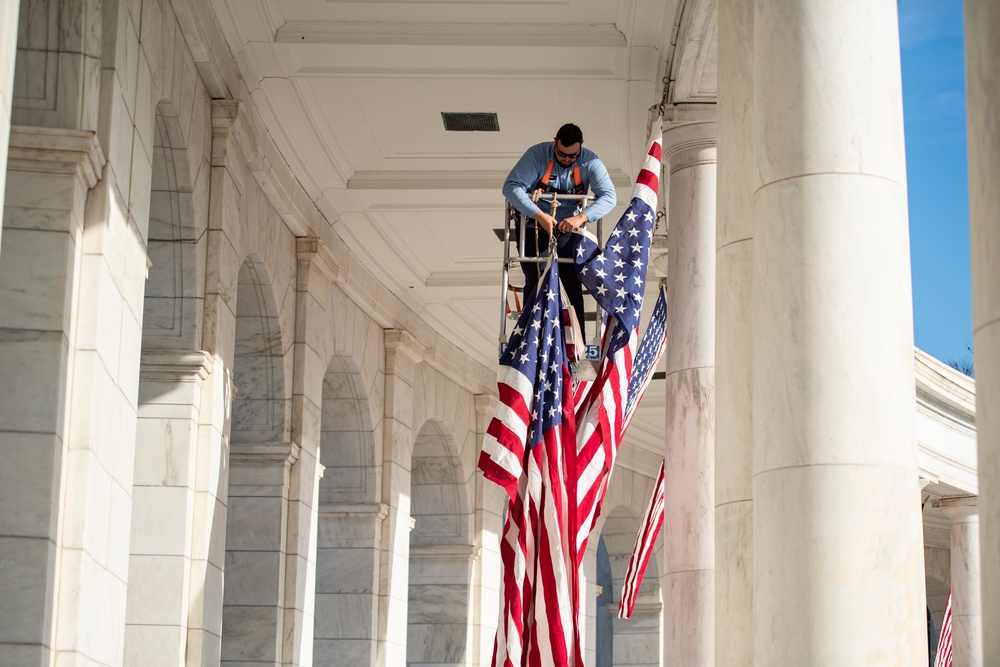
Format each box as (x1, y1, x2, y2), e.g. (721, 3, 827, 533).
(580, 157, 617, 223)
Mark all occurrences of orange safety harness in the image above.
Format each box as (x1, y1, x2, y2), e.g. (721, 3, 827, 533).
(536, 158, 586, 195)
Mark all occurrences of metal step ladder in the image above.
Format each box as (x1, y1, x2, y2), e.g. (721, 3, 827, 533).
(498, 191, 605, 359)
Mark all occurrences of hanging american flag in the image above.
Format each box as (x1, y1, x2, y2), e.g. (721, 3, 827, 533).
(479, 258, 578, 666)
(623, 286, 668, 432)
(480, 121, 663, 667)
(618, 459, 665, 618)
(569, 125, 663, 647)
(934, 591, 953, 667)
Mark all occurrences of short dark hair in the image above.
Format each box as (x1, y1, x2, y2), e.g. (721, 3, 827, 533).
(555, 123, 583, 146)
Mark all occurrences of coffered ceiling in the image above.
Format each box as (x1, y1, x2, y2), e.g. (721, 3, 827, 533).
(207, 0, 720, 462)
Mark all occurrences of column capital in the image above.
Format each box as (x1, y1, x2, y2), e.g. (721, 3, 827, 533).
(139, 349, 213, 383)
(229, 441, 301, 468)
(662, 121, 717, 174)
(932, 495, 979, 522)
(296, 236, 341, 291)
(7, 126, 105, 189)
(384, 329, 427, 382)
(211, 100, 261, 187)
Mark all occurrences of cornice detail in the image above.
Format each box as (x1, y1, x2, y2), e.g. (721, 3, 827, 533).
(139, 349, 213, 382)
(7, 126, 105, 189)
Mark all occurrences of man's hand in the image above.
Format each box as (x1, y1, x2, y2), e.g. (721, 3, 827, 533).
(557, 213, 588, 233)
(533, 211, 557, 235)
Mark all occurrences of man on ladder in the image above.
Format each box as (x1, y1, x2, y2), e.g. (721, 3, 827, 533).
(502, 123, 617, 337)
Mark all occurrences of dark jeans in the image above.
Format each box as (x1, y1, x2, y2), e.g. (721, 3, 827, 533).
(521, 224, 586, 339)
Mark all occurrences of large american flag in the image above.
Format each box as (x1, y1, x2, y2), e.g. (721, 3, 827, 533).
(570, 126, 663, 581)
(480, 123, 663, 666)
(479, 257, 578, 666)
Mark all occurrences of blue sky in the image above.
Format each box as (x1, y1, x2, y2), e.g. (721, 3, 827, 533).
(898, 0, 972, 366)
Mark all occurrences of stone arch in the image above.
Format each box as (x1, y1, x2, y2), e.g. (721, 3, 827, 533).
(319, 354, 377, 503)
(407, 419, 475, 666)
(142, 99, 204, 351)
(124, 98, 209, 664)
(312, 352, 381, 665)
(592, 505, 662, 667)
(220, 255, 292, 665)
(230, 254, 288, 444)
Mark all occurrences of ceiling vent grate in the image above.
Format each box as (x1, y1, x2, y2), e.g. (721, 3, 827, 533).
(442, 112, 500, 132)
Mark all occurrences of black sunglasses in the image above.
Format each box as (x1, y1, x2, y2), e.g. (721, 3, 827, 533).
(555, 147, 580, 161)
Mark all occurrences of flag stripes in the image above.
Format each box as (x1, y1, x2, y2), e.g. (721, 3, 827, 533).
(934, 590, 953, 667)
(618, 459, 666, 618)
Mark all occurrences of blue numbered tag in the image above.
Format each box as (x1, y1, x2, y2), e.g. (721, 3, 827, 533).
(586, 344, 600, 360)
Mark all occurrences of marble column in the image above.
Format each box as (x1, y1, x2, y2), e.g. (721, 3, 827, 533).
(715, 0, 754, 664)
(0, 1, 19, 250)
(124, 350, 212, 667)
(0, 127, 103, 667)
(933, 497, 982, 667)
(281, 238, 335, 667)
(662, 120, 716, 667)
(752, 1, 927, 663)
(377, 330, 423, 667)
(221, 442, 298, 666)
(963, 2, 1000, 664)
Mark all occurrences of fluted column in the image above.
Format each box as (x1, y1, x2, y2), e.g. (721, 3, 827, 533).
(661, 120, 716, 667)
(752, 1, 927, 663)
(963, 2, 1000, 664)
(934, 497, 982, 667)
(715, 0, 754, 663)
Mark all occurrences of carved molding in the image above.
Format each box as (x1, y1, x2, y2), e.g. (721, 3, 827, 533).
(295, 237, 341, 291)
(409, 544, 480, 562)
(7, 126, 105, 189)
(139, 349, 213, 382)
(229, 441, 301, 468)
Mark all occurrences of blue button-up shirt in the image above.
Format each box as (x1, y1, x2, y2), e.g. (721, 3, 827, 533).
(502, 141, 617, 222)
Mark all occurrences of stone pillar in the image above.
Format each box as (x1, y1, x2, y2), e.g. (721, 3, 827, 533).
(221, 442, 298, 666)
(0, 1, 19, 247)
(124, 350, 212, 667)
(661, 120, 716, 667)
(934, 497, 983, 667)
(0, 127, 104, 666)
(314, 501, 387, 664)
(184, 100, 250, 667)
(715, 0, 754, 664)
(281, 238, 336, 667)
(377, 330, 423, 666)
(964, 2, 1000, 663)
(610, 599, 662, 667)
(752, 1, 927, 663)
